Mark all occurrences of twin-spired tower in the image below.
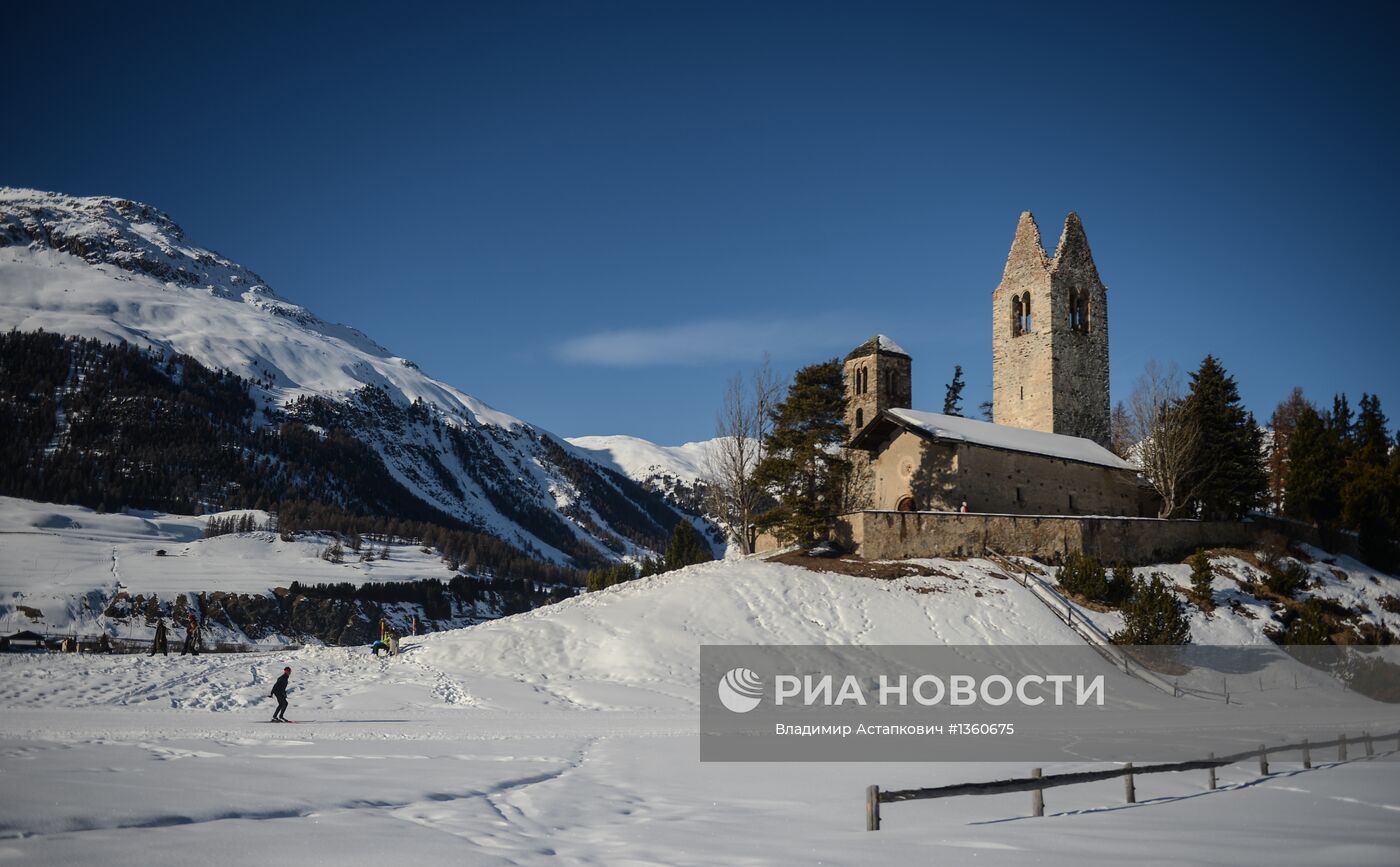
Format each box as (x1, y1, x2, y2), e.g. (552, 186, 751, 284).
(843, 211, 1111, 449)
(991, 211, 1111, 447)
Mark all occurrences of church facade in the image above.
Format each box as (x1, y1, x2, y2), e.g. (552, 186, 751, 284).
(846, 212, 1157, 518)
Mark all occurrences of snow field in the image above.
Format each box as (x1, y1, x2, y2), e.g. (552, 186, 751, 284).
(4, 497, 1400, 863)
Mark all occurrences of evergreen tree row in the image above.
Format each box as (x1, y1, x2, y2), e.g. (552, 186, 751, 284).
(1274, 389, 1400, 570)
(204, 513, 272, 537)
(584, 521, 713, 591)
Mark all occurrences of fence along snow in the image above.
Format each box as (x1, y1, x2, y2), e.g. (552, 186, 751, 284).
(864, 728, 1400, 831)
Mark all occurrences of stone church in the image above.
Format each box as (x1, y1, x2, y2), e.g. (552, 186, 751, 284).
(846, 212, 1156, 517)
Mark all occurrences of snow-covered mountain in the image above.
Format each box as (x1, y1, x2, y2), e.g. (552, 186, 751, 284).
(0, 188, 689, 567)
(565, 435, 720, 485)
(567, 434, 723, 511)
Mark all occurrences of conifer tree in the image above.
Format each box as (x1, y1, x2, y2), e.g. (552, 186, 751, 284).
(753, 360, 852, 545)
(663, 520, 712, 571)
(1343, 463, 1399, 572)
(1112, 574, 1191, 645)
(1181, 356, 1267, 520)
(1283, 405, 1344, 526)
(943, 365, 965, 417)
(1351, 393, 1390, 469)
(1187, 550, 1214, 608)
(1330, 394, 1354, 449)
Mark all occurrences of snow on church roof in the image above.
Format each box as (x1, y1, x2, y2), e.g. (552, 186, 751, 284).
(886, 408, 1134, 470)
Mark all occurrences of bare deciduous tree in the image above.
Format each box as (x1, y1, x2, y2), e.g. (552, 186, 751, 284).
(1127, 360, 1208, 518)
(704, 356, 783, 554)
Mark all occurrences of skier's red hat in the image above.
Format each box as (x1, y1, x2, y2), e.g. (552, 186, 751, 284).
(283, 666, 291, 672)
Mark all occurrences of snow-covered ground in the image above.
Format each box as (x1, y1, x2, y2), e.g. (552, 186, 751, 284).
(0, 497, 470, 643)
(3, 556, 1400, 865)
(1041, 549, 1400, 645)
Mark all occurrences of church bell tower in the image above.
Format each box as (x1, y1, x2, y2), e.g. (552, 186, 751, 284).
(843, 334, 912, 442)
(991, 212, 1110, 446)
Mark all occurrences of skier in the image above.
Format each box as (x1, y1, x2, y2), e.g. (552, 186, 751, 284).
(180, 613, 200, 656)
(270, 666, 291, 722)
(149, 618, 169, 656)
(370, 638, 388, 657)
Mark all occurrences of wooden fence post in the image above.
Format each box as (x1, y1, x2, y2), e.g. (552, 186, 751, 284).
(1339, 734, 1347, 762)
(1258, 745, 1269, 776)
(1031, 768, 1044, 817)
(1363, 732, 1373, 757)
(1302, 739, 1311, 770)
(1207, 753, 1216, 790)
(1124, 763, 1135, 804)
(866, 785, 880, 831)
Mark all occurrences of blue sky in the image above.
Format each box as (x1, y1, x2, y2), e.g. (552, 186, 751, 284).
(10, 1, 1398, 443)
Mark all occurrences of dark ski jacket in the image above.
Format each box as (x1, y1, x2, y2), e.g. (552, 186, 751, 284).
(271, 673, 289, 698)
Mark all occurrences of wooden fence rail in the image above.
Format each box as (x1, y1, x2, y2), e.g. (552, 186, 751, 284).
(866, 728, 1400, 830)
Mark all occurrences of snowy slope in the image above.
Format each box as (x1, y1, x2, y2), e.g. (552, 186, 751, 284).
(565, 435, 723, 485)
(0, 496, 514, 646)
(0, 189, 683, 564)
(566, 434, 731, 550)
(1054, 550, 1400, 647)
(3, 554, 1399, 865)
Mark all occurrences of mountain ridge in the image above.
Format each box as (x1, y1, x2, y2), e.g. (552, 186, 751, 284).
(0, 187, 698, 567)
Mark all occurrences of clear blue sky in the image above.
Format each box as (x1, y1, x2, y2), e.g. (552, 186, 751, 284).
(10, 1, 1398, 443)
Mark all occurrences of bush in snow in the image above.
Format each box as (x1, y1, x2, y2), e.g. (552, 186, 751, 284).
(1263, 559, 1309, 598)
(1058, 553, 1129, 605)
(1112, 573, 1191, 645)
(1187, 550, 1215, 609)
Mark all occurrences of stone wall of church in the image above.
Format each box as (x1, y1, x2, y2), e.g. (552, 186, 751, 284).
(832, 511, 1264, 564)
(870, 431, 1152, 517)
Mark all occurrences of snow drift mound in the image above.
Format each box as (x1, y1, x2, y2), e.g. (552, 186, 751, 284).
(409, 558, 1087, 712)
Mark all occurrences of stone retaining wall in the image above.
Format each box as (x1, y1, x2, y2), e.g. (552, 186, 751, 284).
(832, 510, 1267, 564)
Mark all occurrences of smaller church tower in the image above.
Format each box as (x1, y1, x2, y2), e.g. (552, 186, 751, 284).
(844, 334, 912, 441)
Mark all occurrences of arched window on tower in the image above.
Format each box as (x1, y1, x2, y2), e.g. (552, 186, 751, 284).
(1011, 295, 1023, 337)
(855, 408, 864, 429)
(1022, 292, 1032, 333)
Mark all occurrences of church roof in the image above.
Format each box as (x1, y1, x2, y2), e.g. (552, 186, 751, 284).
(863, 408, 1134, 471)
(845, 333, 910, 361)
